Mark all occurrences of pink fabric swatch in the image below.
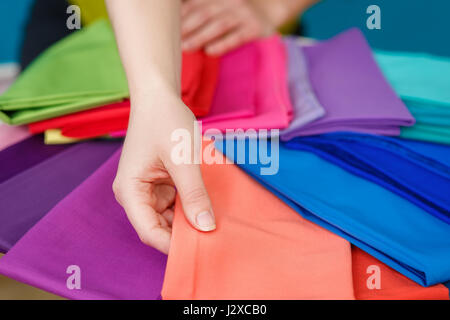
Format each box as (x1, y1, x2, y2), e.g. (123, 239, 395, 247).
(105, 35, 292, 139)
(202, 35, 293, 132)
(0, 124, 30, 151)
(199, 42, 257, 123)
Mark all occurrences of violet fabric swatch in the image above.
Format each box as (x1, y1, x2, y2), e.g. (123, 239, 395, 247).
(0, 140, 120, 253)
(0, 149, 167, 299)
(280, 37, 325, 138)
(280, 29, 415, 141)
(0, 135, 70, 183)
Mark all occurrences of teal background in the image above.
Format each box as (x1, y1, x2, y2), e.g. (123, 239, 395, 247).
(0, 0, 34, 63)
(301, 0, 450, 57)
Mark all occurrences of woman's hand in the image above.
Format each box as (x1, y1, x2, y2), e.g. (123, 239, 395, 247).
(181, 0, 276, 55)
(112, 92, 216, 254)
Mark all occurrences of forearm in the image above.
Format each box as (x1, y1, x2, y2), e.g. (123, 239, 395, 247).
(105, 0, 181, 100)
(249, 0, 318, 28)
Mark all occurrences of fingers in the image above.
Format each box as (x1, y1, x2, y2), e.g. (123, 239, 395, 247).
(205, 27, 251, 56)
(166, 161, 216, 232)
(181, 0, 267, 55)
(113, 179, 172, 254)
(181, 0, 207, 17)
(182, 1, 227, 38)
(152, 184, 176, 212)
(162, 208, 175, 226)
(183, 14, 239, 52)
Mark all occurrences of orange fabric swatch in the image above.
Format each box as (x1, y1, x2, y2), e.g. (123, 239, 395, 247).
(352, 247, 449, 300)
(162, 142, 354, 300)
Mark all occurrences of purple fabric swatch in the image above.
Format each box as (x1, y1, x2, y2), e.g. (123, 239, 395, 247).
(280, 29, 415, 141)
(0, 149, 167, 300)
(0, 140, 120, 253)
(0, 135, 70, 184)
(280, 37, 325, 139)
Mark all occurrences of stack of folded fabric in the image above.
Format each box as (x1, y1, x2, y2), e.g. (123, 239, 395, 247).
(0, 135, 121, 253)
(375, 51, 450, 144)
(53, 35, 294, 140)
(285, 132, 450, 224)
(216, 139, 450, 287)
(0, 20, 220, 129)
(1, 19, 295, 144)
(0, 143, 353, 299)
(0, 141, 447, 299)
(280, 29, 415, 141)
(0, 20, 129, 125)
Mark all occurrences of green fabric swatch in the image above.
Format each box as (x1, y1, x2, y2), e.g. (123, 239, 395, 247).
(375, 50, 450, 144)
(0, 19, 128, 125)
(375, 51, 450, 107)
(401, 124, 450, 145)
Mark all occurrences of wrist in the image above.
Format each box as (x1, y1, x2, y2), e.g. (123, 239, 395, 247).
(129, 77, 181, 105)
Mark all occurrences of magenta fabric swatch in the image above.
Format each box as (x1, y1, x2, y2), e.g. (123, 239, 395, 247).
(200, 41, 257, 123)
(108, 130, 126, 138)
(109, 35, 292, 139)
(0, 123, 30, 151)
(280, 29, 415, 141)
(202, 34, 293, 132)
(0, 149, 167, 299)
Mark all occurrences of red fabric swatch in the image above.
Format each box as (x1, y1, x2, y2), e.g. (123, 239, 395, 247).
(28, 51, 219, 136)
(29, 101, 130, 134)
(352, 246, 449, 300)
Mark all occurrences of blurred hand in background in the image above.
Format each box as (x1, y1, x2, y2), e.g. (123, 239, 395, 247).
(181, 0, 317, 56)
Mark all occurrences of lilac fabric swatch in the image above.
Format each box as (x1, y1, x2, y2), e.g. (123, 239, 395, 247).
(0, 123, 30, 150)
(0, 140, 120, 253)
(280, 37, 325, 139)
(280, 29, 415, 141)
(0, 149, 167, 299)
(0, 135, 70, 183)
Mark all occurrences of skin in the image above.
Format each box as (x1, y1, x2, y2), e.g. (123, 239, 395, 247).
(105, 0, 317, 254)
(182, 0, 318, 55)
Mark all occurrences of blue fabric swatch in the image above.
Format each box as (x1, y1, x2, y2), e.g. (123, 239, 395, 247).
(284, 132, 450, 224)
(216, 138, 450, 286)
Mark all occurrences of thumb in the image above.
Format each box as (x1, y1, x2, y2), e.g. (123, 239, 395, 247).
(167, 162, 216, 232)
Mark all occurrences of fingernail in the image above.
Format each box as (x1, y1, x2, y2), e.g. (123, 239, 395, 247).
(196, 211, 216, 231)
